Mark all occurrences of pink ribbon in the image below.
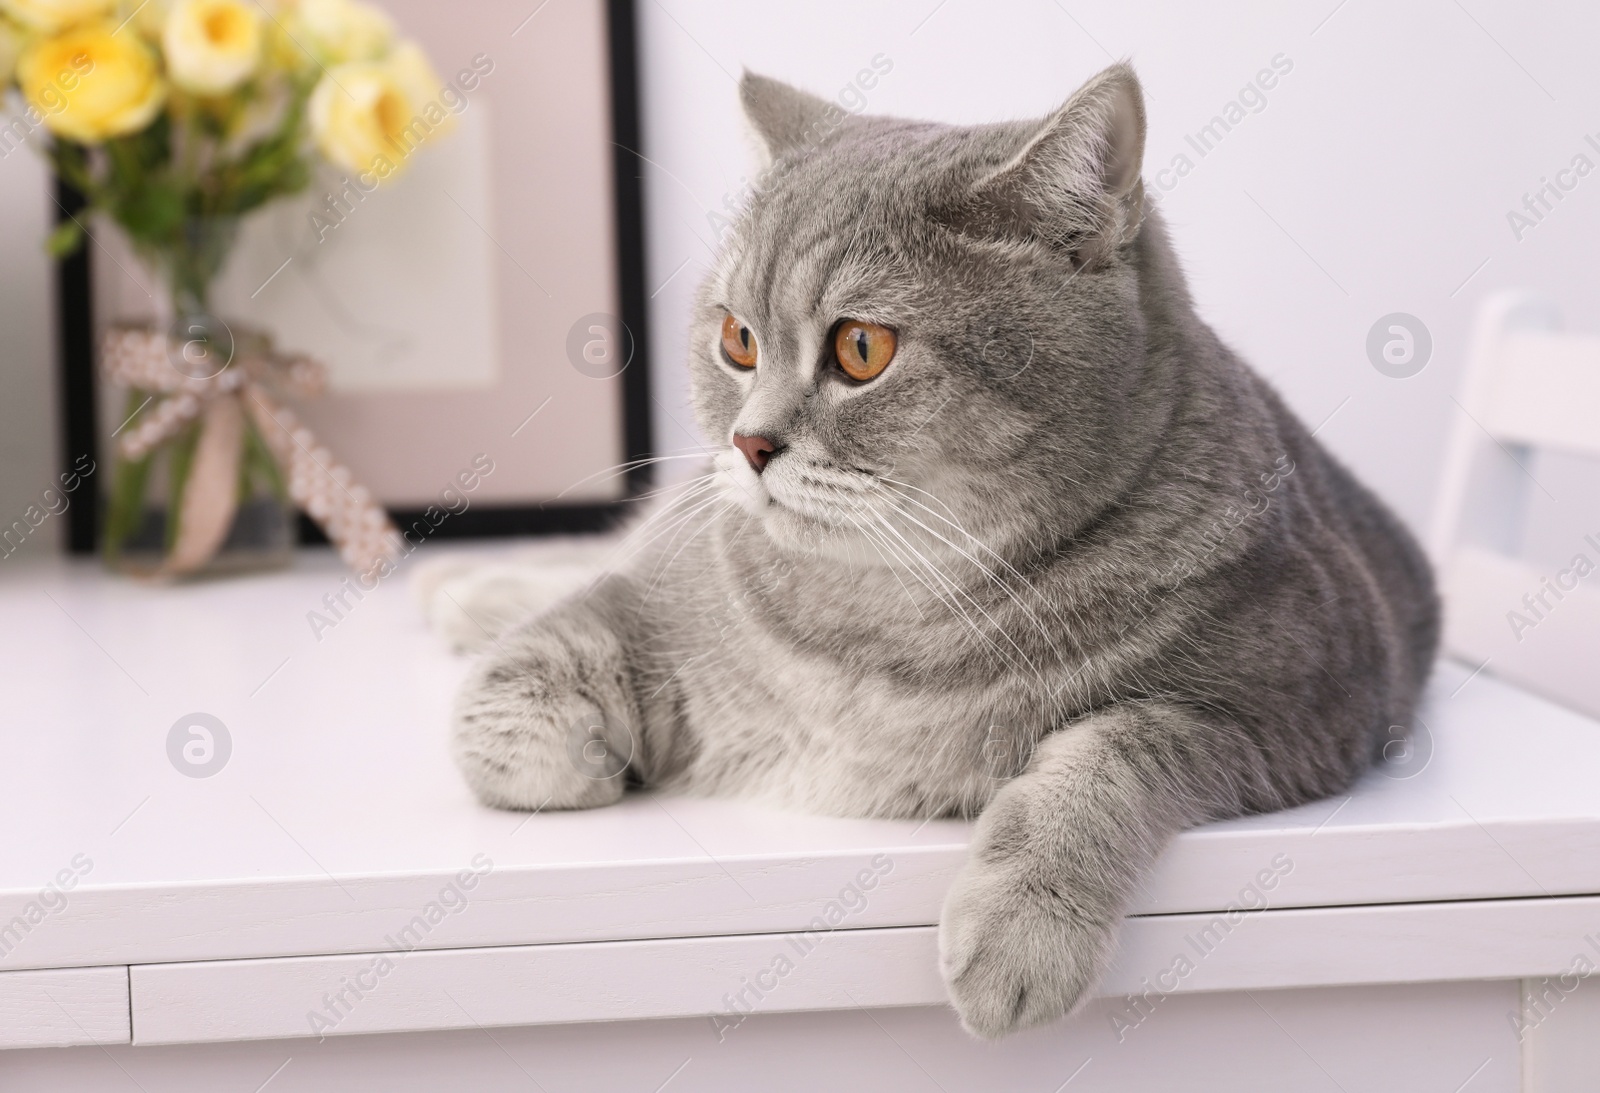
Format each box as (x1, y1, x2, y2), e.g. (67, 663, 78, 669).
(101, 324, 400, 576)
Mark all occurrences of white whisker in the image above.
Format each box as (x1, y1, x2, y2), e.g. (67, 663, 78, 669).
(555, 450, 718, 498)
(875, 485, 1059, 647)
(640, 494, 730, 603)
(862, 505, 1043, 682)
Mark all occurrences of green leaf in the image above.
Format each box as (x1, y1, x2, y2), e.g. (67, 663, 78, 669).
(104, 453, 154, 557)
(103, 391, 155, 557)
(45, 219, 85, 258)
(165, 421, 202, 552)
(113, 180, 186, 249)
(97, 119, 173, 181)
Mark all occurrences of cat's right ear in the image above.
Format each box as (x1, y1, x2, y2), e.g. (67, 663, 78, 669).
(956, 62, 1148, 268)
(740, 71, 844, 170)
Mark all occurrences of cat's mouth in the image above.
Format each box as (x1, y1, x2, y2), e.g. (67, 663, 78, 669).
(713, 448, 776, 515)
(714, 451, 985, 572)
(717, 448, 898, 544)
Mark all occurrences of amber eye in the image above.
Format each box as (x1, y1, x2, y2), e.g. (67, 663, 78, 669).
(720, 313, 758, 368)
(833, 320, 897, 382)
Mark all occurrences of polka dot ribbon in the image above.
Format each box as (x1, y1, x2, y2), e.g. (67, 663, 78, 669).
(101, 323, 400, 576)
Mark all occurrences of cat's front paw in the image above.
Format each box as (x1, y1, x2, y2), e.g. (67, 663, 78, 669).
(938, 851, 1113, 1038)
(451, 621, 635, 811)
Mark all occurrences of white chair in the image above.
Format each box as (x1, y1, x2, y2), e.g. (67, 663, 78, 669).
(1430, 289, 1600, 719)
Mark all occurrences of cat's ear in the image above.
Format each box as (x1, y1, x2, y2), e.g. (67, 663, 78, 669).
(964, 62, 1147, 267)
(740, 71, 842, 169)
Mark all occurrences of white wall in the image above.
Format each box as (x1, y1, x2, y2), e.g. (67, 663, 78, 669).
(635, 0, 1600, 534)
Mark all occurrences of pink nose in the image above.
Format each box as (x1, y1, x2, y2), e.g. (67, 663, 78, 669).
(733, 433, 778, 473)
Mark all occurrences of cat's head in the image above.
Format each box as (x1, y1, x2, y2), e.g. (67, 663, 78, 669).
(691, 63, 1163, 562)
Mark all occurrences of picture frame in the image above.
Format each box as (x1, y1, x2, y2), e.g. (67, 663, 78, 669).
(53, 0, 654, 554)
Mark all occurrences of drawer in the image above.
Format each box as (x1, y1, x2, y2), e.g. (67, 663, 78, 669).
(131, 926, 947, 1044)
(0, 966, 130, 1049)
(130, 893, 1600, 1045)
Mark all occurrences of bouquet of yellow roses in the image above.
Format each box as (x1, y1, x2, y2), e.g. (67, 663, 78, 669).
(0, 0, 450, 578)
(0, 0, 448, 289)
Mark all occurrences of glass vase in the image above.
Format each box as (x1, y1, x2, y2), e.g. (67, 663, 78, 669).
(102, 218, 296, 579)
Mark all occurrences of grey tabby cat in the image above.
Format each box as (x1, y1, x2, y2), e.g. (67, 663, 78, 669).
(450, 62, 1439, 1037)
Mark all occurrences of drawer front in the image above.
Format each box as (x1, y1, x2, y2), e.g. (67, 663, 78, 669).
(131, 893, 1600, 1046)
(0, 982, 1525, 1093)
(0, 966, 130, 1049)
(131, 927, 947, 1044)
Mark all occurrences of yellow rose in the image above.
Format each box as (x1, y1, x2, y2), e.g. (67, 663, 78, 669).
(297, 0, 389, 65)
(387, 40, 450, 135)
(130, 0, 171, 39)
(162, 0, 261, 94)
(308, 45, 452, 178)
(0, 0, 113, 33)
(17, 20, 166, 141)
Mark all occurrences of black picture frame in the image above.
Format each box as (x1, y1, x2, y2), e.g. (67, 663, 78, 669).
(53, 0, 654, 554)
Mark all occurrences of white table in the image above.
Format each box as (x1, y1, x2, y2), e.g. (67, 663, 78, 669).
(1, 550, 1597, 1091)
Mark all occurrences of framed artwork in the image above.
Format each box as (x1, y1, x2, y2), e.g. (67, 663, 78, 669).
(55, 0, 653, 552)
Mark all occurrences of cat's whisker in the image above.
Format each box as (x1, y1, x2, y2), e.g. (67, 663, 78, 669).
(587, 476, 723, 580)
(625, 470, 724, 507)
(609, 476, 720, 550)
(877, 477, 1061, 613)
(838, 508, 930, 622)
(876, 480, 1080, 679)
(874, 486, 1061, 650)
(840, 498, 974, 633)
(625, 491, 725, 580)
(863, 505, 1044, 681)
(851, 480, 1049, 640)
(639, 494, 730, 604)
(554, 450, 719, 499)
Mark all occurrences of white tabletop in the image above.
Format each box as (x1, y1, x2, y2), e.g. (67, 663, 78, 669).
(2, 549, 1596, 973)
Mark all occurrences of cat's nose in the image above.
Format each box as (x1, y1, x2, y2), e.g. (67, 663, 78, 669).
(732, 433, 779, 474)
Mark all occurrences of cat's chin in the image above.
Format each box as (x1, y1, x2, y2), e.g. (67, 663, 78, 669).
(753, 504, 904, 569)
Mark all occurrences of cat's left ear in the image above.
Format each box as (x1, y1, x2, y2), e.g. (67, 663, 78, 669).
(966, 62, 1147, 267)
(740, 71, 844, 169)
